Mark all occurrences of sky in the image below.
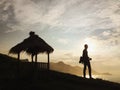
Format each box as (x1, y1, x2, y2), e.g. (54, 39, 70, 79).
(0, 0, 120, 76)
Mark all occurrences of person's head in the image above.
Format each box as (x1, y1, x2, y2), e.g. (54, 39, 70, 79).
(84, 44, 88, 49)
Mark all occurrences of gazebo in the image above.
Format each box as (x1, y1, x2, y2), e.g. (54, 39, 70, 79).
(9, 31, 54, 70)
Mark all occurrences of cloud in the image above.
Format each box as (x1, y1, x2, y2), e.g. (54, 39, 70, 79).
(1, 0, 120, 35)
(0, 0, 120, 49)
(102, 31, 111, 36)
(0, 0, 18, 34)
(58, 38, 69, 44)
(13, 0, 67, 27)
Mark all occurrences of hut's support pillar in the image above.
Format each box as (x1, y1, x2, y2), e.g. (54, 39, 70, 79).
(35, 54, 38, 71)
(47, 53, 50, 70)
(31, 54, 34, 62)
(35, 54, 37, 62)
(17, 52, 20, 77)
(18, 52, 20, 60)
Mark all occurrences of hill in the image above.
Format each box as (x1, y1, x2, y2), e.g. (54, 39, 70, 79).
(0, 53, 120, 90)
(50, 61, 111, 76)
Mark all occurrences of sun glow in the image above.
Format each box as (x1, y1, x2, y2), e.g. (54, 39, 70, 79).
(85, 75, 99, 79)
(84, 38, 97, 53)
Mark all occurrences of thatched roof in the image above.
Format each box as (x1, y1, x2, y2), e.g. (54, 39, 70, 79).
(9, 31, 54, 55)
(9, 43, 26, 54)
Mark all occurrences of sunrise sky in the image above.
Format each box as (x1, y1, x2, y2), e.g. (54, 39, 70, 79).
(0, 0, 120, 77)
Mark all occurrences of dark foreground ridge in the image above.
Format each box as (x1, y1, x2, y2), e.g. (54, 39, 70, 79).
(0, 53, 120, 90)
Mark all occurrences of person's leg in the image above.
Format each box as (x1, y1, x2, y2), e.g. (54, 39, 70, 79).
(88, 62, 92, 78)
(83, 64, 87, 78)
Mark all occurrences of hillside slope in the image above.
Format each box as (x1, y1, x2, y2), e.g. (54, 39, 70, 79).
(0, 53, 120, 90)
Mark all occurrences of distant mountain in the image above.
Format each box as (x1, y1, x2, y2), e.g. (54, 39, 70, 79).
(50, 61, 111, 76)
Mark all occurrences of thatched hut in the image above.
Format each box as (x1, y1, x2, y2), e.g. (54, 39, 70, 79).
(9, 31, 54, 69)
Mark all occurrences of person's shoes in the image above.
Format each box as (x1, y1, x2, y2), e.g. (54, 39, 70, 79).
(89, 77, 93, 79)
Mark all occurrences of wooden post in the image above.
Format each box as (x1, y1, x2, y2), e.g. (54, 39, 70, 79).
(35, 54, 38, 70)
(35, 54, 37, 62)
(31, 54, 34, 62)
(17, 52, 20, 77)
(18, 52, 20, 60)
(47, 53, 50, 70)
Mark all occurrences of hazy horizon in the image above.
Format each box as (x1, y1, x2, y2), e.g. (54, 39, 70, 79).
(0, 0, 120, 82)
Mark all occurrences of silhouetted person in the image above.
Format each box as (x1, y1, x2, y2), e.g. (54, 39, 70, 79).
(82, 44, 92, 78)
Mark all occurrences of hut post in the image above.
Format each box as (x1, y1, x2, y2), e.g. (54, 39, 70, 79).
(31, 54, 34, 62)
(17, 52, 20, 75)
(47, 53, 50, 70)
(18, 52, 20, 60)
(35, 54, 37, 62)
